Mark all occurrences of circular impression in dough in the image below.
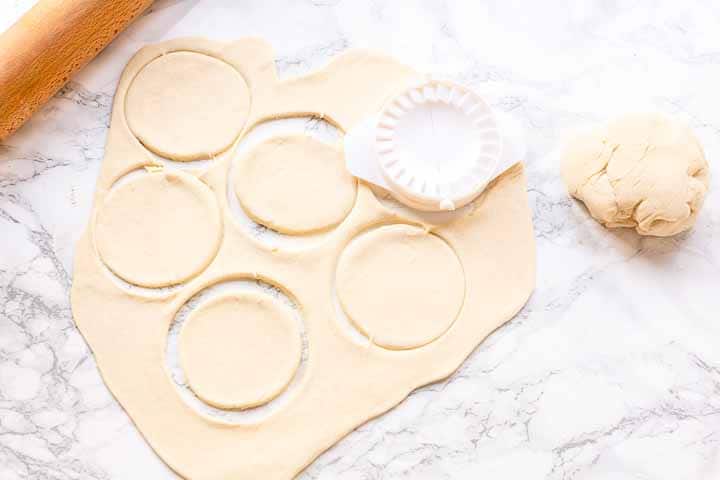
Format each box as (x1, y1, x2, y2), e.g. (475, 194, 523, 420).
(562, 113, 710, 237)
(179, 292, 302, 409)
(234, 135, 357, 234)
(95, 171, 222, 288)
(125, 51, 250, 161)
(336, 224, 465, 350)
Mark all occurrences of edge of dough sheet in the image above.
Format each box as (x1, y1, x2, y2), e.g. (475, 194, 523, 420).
(71, 36, 537, 480)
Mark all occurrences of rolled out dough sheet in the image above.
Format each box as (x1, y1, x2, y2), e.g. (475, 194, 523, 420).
(71, 37, 536, 479)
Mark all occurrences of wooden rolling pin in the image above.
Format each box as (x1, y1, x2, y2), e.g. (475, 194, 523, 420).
(0, 0, 153, 140)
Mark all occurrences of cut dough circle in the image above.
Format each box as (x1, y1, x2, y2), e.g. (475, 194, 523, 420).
(233, 135, 357, 234)
(95, 171, 222, 288)
(336, 224, 465, 350)
(561, 113, 710, 236)
(179, 292, 302, 410)
(125, 52, 250, 161)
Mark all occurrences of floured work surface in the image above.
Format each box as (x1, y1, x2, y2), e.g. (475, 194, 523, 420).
(71, 38, 536, 479)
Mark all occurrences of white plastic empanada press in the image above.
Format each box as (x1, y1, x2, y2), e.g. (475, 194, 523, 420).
(344, 79, 524, 211)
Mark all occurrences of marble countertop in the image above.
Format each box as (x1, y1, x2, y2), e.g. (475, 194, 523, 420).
(1, 1, 719, 478)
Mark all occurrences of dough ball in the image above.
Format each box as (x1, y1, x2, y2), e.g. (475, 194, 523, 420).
(125, 52, 250, 161)
(180, 292, 302, 409)
(234, 135, 357, 234)
(561, 113, 710, 236)
(95, 171, 222, 287)
(336, 224, 464, 350)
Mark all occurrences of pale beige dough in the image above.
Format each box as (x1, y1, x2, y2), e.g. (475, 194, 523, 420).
(125, 51, 250, 161)
(179, 292, 301, 409)
(94, 170, 222, 288)
(71, 38, 536, 480)
(336, 224, 464, 350)
(234, 135, 357, 234)
(562, 113, 710, 236)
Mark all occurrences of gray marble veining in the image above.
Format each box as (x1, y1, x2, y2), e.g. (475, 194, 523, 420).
(1, 1, 719, 478)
